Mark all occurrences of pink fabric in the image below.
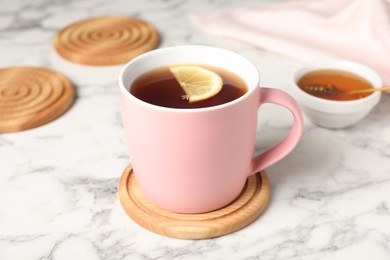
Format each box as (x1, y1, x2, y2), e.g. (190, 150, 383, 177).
(191, 0, 390, 85)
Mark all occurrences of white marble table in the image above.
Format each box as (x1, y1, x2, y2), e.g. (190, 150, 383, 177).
(1, 0, 390, 259)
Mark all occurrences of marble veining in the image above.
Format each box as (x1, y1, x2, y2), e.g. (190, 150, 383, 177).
(1, 0, 390, 259)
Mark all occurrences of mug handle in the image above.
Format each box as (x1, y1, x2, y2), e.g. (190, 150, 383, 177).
(250, 87, 303, 175)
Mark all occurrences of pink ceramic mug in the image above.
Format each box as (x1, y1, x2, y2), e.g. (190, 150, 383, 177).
(119, 46, 303, 213)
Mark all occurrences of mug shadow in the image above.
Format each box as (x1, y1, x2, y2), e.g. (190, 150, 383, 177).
(261, 92, 390, 191)
(253, 125, 338, 219)
(255, 126, 332, 185)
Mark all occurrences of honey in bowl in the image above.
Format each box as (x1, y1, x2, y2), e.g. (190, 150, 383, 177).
(297, 69, 374, 101)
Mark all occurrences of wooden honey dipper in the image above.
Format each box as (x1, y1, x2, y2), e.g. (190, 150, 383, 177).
(303, 84, 390, 95)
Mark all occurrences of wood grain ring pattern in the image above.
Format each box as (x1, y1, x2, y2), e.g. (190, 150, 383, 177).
(0, 67, 74, 133)
(54, 16, 159, 65)
(119, 165, 270, 239)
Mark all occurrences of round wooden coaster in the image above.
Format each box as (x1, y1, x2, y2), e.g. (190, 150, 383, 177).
(119, 165, 270, 239)
(54, 16, 160, 66)
(0, 67, 74, 133)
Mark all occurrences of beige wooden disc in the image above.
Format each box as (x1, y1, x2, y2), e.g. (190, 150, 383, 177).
(119, 165, 270, 239)
(54, 16, 160, 66)
(0, 67, 74, 133)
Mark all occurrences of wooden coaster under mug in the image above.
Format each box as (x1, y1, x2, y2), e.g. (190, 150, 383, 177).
(0, 66, 74, 133)
(119, 165, 270, 239)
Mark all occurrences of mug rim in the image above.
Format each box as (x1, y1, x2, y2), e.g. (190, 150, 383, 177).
(118, 45, 259, 113)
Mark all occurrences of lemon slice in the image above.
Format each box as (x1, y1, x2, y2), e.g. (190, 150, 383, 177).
(169, 65, 223, 103)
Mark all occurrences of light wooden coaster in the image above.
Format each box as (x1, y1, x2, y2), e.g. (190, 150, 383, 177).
(0, 67, 74, 133)
(119, 165, 270, 239)
(54, 16, 160, 66)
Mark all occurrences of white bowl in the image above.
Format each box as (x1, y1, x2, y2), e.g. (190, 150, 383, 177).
(290, 60, 382, 129)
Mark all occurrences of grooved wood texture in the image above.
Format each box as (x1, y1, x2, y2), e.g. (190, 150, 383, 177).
(54, 16, 159, 65)
(0, 67, 74, 133)
(119, 165, 270, 239)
